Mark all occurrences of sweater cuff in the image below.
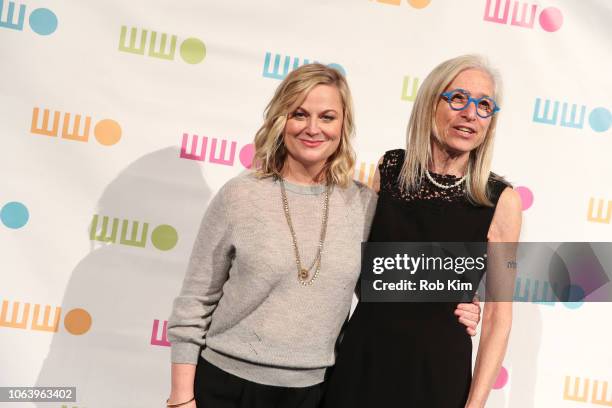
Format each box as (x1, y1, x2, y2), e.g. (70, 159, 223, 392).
(171, 342, 202, 365)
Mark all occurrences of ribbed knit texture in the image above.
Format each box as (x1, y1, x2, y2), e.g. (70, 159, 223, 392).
(168, 171, 377, 387)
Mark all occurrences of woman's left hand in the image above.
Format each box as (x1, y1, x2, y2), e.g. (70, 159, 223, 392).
(454, 296, 481, 336)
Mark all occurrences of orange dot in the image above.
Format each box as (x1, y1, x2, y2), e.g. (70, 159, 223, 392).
(407, 0, 431, 8)
(64, 308, 92, 335)
(94, 119, 122, 146)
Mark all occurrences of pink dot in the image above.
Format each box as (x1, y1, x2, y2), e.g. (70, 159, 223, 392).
(515, 186, 534, 211)
(493, 366, 509, 389)
(239, 143, 255, 169)
(539, 7, 563, 32)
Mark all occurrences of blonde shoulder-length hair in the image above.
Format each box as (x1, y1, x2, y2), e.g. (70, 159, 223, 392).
(400, 54, 504, 207)
(253, 63, 356, 188)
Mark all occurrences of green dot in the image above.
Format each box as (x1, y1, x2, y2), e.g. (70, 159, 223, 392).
(180, 38, 206, 64)
(151, 225, 178, 251)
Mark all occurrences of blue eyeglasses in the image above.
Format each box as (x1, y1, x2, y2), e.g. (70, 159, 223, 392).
(440, 88, 500, 118)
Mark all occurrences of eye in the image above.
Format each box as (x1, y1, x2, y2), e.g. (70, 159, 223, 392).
(450, 92, 468, 103)
(478, 99, 493, 113)
(291, 110, 307, 119)
(322, 114, 336, 122)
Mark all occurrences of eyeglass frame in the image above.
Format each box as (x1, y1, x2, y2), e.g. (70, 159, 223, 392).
(440, 88, 500, 118)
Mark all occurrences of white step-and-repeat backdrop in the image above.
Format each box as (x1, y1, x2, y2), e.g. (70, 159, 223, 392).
(1, 0, 611, 407)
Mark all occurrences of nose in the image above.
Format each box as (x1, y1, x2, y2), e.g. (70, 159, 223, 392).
(305, 117, 322, 136)
(460, 100, 478, 121)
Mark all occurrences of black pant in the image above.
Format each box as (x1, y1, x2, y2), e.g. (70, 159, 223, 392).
(194, 356, 324, 408)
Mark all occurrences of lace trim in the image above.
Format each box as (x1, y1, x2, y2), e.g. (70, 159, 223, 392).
(380, 150, 467, 204)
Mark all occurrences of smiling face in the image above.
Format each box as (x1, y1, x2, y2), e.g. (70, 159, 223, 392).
(434, 68, 495, 154)
(282, 84, 344, 175)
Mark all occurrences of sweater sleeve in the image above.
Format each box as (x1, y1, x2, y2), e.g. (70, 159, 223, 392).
(167, 185, 234, 364)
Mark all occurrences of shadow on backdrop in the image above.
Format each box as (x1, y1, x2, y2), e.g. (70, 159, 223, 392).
(35, 147, 212, 407)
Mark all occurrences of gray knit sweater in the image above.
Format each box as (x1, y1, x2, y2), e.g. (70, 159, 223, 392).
(168, 171, 377, 387)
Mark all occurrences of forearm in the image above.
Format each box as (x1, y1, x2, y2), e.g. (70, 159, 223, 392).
(465, 302, 512, 408)
(169, 363, 197, 402)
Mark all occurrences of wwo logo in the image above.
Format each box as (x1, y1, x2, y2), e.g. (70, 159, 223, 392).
(484, 0, 563, 32)
(90, 215, 178, 251)
(263, 52, 346, 80)
(0, 0, 57, 35)
(532, 99, 610, 133)
(0, 299, 92, 335)
(563, 376, 612, 405)
(119, 26, 206, 64)
(31, 108, 122, 146)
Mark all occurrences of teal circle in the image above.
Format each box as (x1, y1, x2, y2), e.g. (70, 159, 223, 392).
(179, 38, 206, 64)
(562, 285, 584, 310)
(327, 63, 346, 76)
(28, 8, 58, 36)
(588, 107, 611, 133)
(1, 202, 29, 229)
(151, 225, 178, 251)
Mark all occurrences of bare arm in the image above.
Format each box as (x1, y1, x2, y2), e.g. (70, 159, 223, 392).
(168, 364, 197, 407)
(465, 187, 522, 408)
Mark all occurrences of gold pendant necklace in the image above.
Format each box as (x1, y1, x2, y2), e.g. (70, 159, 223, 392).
(280, 179, 330, 286)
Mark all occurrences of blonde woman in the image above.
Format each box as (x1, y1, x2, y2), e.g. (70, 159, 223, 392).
(322, 55, 521, 408)
(166, 64, 481, 408)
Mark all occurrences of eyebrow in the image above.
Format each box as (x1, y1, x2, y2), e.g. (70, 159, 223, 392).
(295, 107, 339, 114)
(454, 88, 493, 99)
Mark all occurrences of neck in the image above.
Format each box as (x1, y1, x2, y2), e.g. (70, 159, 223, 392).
(281, 156, 326, 185)
(429, 142, 469, 177)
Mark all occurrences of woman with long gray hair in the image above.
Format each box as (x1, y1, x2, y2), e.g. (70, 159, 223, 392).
(322, 55, 521, 408)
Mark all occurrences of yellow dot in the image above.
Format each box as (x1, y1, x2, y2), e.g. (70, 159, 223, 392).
(407, 0, 431, 8)
(64, 308, 92, 335)
(94, 119, 122, 146)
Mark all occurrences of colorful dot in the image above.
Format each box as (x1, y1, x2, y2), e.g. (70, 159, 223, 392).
(539, 7, 563, 32)
(562, 285, 584, 310)
(28, 8, 58, 36)
(588, 107, 611, 133)
(94, 119, 122, 146)
(407, 0, 431, 9)
(239, 144, 255, 169)
(151, 225, 178, 251)
(493, 366, 509, 389)
(1, 202, 29, 229)
(515, 186, 534, 211)
(179, 38, 206, 64)
(64, 308, 92, 335)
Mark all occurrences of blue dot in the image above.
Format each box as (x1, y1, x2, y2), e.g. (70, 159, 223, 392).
(28, 8, 58, 36)
(1, 202, 30, 229)
(588, 107, 611, 133)
(562, 284, 584, 310)
(327, 63, 346, 76)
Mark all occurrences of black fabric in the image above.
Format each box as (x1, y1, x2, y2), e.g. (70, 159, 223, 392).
(194, 356, 324, 408)
(321, 149, 509, 408)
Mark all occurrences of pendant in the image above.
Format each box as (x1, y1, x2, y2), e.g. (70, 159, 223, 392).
(299, 269, 309, 280)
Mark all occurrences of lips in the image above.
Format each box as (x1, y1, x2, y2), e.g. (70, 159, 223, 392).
(452, 125, 477, 137)
(299, 139, 325, 148)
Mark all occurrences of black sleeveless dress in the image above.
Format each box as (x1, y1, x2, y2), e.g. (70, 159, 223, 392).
(321, 149, 508, 408)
